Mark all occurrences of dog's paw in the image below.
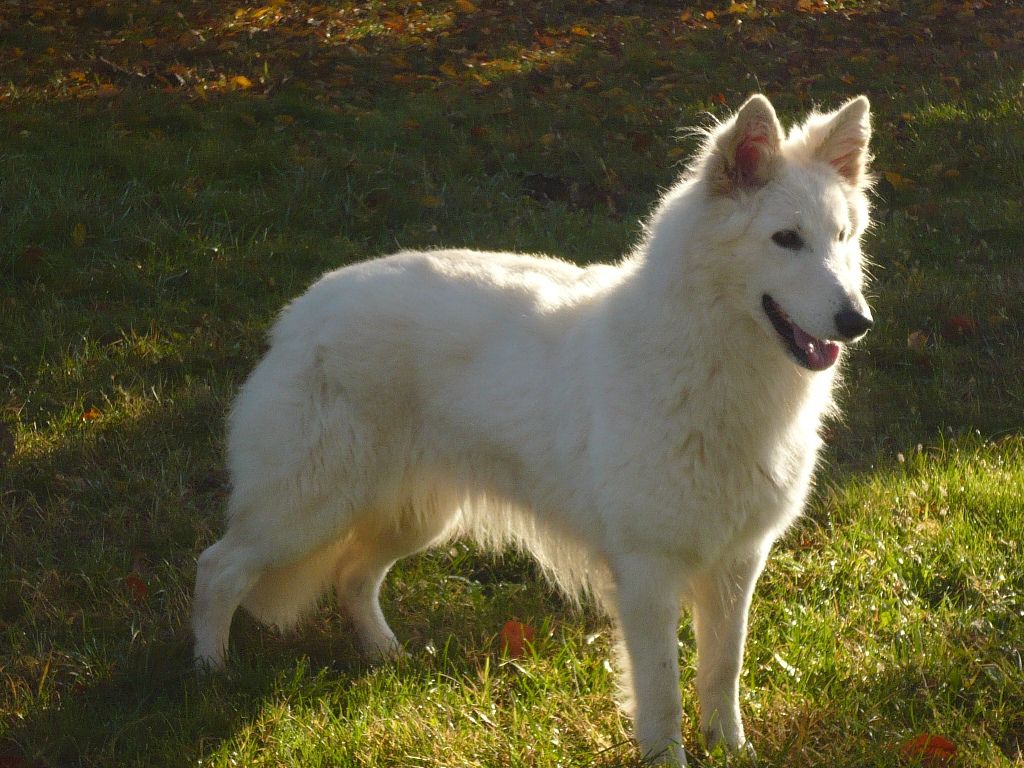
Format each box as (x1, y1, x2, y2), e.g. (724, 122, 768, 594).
(702, 723, 750, 754)
(360, 634, 407, 663)
(193, 651, 226, 673)
(642, 741, 688, 767)
(704, 729, 756, 763)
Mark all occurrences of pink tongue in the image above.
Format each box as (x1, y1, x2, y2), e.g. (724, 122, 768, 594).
(792, 326, 840, 371)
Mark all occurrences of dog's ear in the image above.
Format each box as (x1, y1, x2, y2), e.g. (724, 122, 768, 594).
(807, 96, 872, 187)
(704, 94, 784, 195)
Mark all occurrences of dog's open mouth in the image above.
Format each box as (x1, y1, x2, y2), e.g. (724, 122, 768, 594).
(762, 294, 840, 372)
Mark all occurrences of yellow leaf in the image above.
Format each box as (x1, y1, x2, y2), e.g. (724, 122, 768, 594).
(231, 75, 253, 89)
(704, 10, 716, 20)
(69, 70, 87, 82)
(570, 25, 589, 36)
(883, 171, 914, 189)
(540, 133, 557, 147)
(454, 0, 478, 12)
(727, 2, 748, 14)
(72, 223, 87, 248)
(420, 195, 443, 208)
(439, 63, 458, 77)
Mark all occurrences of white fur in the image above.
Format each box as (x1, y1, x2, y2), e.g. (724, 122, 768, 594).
(193, 95, 873, 765)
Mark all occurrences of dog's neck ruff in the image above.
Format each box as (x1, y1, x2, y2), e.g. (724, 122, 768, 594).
(762, 294, 840, 372)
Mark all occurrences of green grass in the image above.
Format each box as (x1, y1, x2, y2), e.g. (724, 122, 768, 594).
(2, 1, 1023, 765)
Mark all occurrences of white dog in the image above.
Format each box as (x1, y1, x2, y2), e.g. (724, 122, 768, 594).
(193, 94, 873, 765)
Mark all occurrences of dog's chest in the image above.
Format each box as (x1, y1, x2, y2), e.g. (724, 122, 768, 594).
(603, 386, 825, 563)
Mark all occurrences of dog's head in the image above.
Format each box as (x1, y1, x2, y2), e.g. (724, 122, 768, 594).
(694, 94, 874, 372)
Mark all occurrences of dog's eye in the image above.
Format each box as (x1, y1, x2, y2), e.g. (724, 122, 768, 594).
(771, 230, 804, 250)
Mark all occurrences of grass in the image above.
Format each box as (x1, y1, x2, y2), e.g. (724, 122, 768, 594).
(1, 1, 1023, 765)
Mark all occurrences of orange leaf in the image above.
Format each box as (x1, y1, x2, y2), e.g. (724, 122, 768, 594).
(898, 734, 957, 766)
(82, 407, 102, 421)
(499, 620, 535, 657)
(439, 63, 458, 78)
(883, 170, 914, 189)
(231, 75, 253, 89)
(942, 314, 977, 341)
(454, 0, 478, 12)
(907, 330, 929, 353)
(124, 573, 149, 601)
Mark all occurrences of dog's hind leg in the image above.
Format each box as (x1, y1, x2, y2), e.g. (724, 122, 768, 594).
(334, 500, 457, 660)
(192, 534, 265, 669)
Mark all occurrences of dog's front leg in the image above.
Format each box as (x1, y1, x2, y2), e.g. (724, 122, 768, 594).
(612, 555, 687, 766)
(691, 548, 768, 753)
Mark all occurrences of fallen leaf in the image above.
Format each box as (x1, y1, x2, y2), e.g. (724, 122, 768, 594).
(81, 407, 102, 421)
(230, 74, 253, 89)
(499, 620, 535, 657)
(883, 171, 914, 189)
(71, 222, 87, 248)
(454, 0, 478, 12)
(124, 573, 149, 601)
(898, 734, 957, 766)
(419, 194, 443, 208)
(942, 314, 977, 342)
(907, 330, 929, 353)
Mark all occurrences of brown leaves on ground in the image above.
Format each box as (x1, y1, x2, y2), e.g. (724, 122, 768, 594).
(0, 1, 1021, 104)
(898, 733, 958, 766)
(498, 619, 536, 658)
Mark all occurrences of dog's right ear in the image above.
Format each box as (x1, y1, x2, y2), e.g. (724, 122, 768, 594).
(703, 94, 784, 196)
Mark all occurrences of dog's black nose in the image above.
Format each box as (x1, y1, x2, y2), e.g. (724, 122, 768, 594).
(834, 308, 873, 340)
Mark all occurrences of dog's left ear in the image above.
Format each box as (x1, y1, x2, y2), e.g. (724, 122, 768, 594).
(705, 94, 785, 195)
(808, 96, 872, 187)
